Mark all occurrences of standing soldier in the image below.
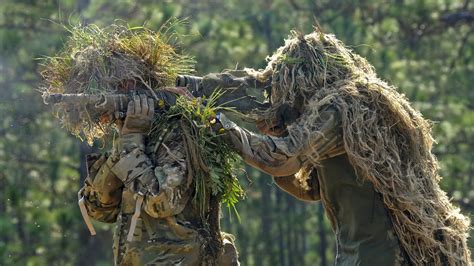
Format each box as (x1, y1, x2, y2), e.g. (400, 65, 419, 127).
(41, 24, 241, 266)
(180, 29, 471, 265)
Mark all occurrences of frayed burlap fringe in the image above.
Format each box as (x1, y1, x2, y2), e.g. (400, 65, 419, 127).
(248, 30, 471, 265)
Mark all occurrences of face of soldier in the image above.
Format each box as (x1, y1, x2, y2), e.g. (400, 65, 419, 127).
(258, 80, 305, 137)
(98, 111, 123, 134)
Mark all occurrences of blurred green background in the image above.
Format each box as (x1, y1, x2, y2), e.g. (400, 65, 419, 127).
(0, 0, 472, 265)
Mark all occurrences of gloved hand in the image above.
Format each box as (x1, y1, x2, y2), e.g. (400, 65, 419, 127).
(111, 93, 160, 197)
(121, 94, 154, 135)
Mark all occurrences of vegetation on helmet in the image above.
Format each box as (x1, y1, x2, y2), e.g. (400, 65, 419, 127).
(40, 22, 194, 144)
(40, 22, 246, 224)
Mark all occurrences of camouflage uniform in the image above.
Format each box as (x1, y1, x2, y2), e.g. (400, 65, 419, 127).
(183, 71, 407, 265)
(79, 95, 239, 266)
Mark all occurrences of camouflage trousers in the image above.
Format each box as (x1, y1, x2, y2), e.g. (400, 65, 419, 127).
(113, 212, 239, 265)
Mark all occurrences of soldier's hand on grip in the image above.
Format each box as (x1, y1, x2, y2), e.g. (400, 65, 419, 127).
(121, 94, 155, 135)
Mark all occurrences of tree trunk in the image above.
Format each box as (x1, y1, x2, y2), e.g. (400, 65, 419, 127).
(76, 141, 100, 266)
(276, 190, 286, 266)
(318, 203, 327, 266)
(259, 176, 273, 265)
(285, 195, 295, 266)
(299, 203, 307, 266)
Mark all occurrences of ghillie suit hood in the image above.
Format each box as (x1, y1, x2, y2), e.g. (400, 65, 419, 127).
(40, 23, 194, 144)
(247, 30, 471, 265)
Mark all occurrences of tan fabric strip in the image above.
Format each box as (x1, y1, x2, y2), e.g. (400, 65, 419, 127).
(78, 196, 96, 236)
(127, 195, 144, 242)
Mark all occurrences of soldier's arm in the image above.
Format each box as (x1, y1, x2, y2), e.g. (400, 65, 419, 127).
(142, 138, 191, 219)
(79, 152, 123, 223)
(142, 162, 190, 219)
(109, 134, 160, 196)
(110, 133, 192, 219)
(217, 107, 344, 177)
(108, 95, 160, 198)
(273, 174, 321, 202)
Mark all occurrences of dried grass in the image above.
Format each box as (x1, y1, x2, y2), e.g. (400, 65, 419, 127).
(40, 22, 194, 144)
(247, 30, 471, 265)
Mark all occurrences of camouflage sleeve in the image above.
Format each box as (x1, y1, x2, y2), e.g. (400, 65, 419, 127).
(79, 153, 123, 223)
(273, 174, 321, 202)
(108, 133, 190, 218)
(200, 70, 269, 95)
(143, 140, 190, 218)
(218, 108, 344, 177)
(109, 134, 160, 196)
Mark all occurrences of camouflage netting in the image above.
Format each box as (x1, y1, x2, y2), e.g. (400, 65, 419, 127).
(40, 22, 194, 144)
(247, 30, 471, 265)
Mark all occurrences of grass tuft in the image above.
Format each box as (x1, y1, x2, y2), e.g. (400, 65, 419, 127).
(40, 21, 194, 144)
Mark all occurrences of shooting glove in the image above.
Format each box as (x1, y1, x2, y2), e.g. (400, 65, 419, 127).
(112, 94, 160, 196)
(121, 94, 154, 135)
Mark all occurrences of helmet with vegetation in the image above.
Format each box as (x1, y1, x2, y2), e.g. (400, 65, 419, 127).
(40, 22, 194, 144)
(40, 24, 245, 252)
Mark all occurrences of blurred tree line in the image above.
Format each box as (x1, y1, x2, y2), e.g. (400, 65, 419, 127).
(0, 0, 472, 265)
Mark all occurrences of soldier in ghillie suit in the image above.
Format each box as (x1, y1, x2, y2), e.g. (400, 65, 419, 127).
(78, 93, 240, 265)
(40, 24, 241, 265)
(186, 29, 471, 265)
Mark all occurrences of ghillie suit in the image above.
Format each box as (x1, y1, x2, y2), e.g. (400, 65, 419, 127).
(40, 23, 242, 265)
(40, 23, 194, 144)
(245, 30, 471, 265)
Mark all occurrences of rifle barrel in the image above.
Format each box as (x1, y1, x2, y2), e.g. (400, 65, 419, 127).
(42, 90, 270, 116)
